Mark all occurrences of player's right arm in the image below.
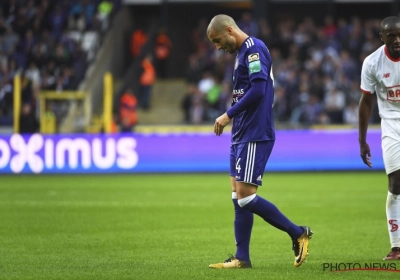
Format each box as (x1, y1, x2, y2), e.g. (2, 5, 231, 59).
(358, 92, 374, 168)
(358, 56, 376, 168)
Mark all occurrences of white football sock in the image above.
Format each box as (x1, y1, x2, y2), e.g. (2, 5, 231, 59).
(238, 194, 256, 208)
(232, 192, 237, 199)
(386, 191, 400, 248)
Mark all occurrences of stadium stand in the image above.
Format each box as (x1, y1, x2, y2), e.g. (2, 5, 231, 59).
(0, 1, 391, 132)
(118, 2, 387, 130)
(0, 0, 121, 132)
(180, 11, 383, 128)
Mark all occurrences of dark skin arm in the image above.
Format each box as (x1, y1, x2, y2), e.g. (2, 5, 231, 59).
(358, 93, 374, 168)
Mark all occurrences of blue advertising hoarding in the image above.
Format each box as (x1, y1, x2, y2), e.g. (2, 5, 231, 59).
(0, 129, 383, 174)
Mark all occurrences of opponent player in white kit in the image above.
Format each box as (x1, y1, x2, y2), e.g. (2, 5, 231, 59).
(359, 16, 400, 260)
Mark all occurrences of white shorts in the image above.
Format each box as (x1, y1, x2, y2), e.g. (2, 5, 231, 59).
(381, 118, 400, 174)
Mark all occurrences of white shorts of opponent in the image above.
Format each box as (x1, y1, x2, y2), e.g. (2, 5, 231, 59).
(382, 118, 400, 175)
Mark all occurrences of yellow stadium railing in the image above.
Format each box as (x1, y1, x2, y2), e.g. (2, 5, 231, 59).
(13, 75, 21, 133)
(103, 72, 113, 134)
(13, 72, 114, 134)
(38, 91, 87, 133)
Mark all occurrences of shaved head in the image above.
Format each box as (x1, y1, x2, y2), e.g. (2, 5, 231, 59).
(207, 14, 247, 54)
(380, 16, 400, 32)
(207, 14, 238, 36)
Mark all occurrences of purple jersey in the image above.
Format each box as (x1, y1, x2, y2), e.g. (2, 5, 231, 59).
(228, 36, 275, 144)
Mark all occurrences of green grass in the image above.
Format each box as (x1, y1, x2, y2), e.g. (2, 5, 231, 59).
(0, 172, 398, 279)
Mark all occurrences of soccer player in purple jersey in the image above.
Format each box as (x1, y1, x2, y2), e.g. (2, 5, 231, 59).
(207, 14, 312, 269)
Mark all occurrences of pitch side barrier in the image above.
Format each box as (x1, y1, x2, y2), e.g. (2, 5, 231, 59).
(0, 129, 383, 174)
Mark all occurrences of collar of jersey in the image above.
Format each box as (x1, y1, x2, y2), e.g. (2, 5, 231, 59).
(384, 46, 400, 62)
(239, 36, 252, 52)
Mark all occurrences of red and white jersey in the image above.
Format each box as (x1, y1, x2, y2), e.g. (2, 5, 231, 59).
(361, 45, 400, 119)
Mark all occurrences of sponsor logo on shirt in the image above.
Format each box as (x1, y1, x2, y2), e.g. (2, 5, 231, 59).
(232, 89, 244, 103)
(387, 86, 400, 102)
(233, 89, 244, 95)
(384, 73, 390, 78)
(249, 61, 261, 74)
(248, 53, 259, 62)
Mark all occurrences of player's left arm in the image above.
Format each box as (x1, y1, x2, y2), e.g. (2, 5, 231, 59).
(226, 46, 270, 119)
(214, 79, 266, 136)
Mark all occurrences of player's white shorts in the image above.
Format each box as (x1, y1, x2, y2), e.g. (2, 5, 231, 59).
(381, 118, 400, 174)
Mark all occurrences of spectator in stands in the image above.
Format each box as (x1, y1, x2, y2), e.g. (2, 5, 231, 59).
(0, 16, 7, 36)
(204, 76, 222, 122)
(258, 18, 273, 47)
(324, 87, 346, 124)
(198, 70, 214, 96)
(237, 11, 258, 37)
(19, 29, 36, 54)
(181, 83, 197, 124)
(218, 81, 231, 116)
(25, 0, 36, 21)
(39, 29, 56, 55)
(49, 5, 66, 40)
(0, 0, 120, 130)
(335, 17, 350, 45)
(304, 95, 329, 125)
(41, 69, 55, 90)
(69, 0, 87, 32)
(343, 100, 358, 126)
(185, 54, 202, 84)
(119, 88, 138, 132)
(0, 77, 13, 125)
(273, 86, 289, 123)
(20, 75, 34, 105)
(291, 94, 327, 126)
(69, 0, 85, 19)
(2, 0, 18, 21)
(52, 43, 70, 68)
(190, 90, 204, 124)
(62, 66, 78, 89)
(154, 28, 172, 79)
(138, 53, 156, 110)
(28, 44, 47, 69)
(19, 102, 39, 133)
(97, 0, 113, 31)
(130, 27, 147, 58)
(322, 15, 337, 38)
(344, 16, 363, 58)
(2, 26, 19, 53)
(25, 61, 40, 87)
(191, 17, 208, 53)
(82, 0, 97, 28)
(186, 13, 388, 126)
(12, 6, 29, 37)
(339, 49, 358, 81)
(71, 44, 87, 84)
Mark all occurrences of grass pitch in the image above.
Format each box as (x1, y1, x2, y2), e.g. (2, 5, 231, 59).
(0, 172, 398, 280)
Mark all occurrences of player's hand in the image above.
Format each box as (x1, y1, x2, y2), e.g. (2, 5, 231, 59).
(359, 142, 372, 168)
(214, 113, 231, 136)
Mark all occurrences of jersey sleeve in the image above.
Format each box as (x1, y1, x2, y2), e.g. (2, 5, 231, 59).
(245, 43, 270, 82)
(360, 57, 376, 94)
(227, 79, 266, 118)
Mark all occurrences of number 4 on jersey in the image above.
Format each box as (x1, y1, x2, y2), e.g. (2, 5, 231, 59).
(236, 158, 241, 173)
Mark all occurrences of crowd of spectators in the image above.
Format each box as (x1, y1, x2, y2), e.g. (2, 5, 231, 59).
(0, 0, 116, 131)
(182, 12, 382, 127)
